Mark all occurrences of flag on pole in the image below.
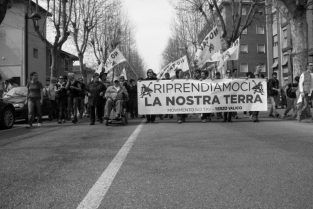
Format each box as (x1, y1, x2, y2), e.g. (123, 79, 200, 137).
(196, 26, 222, 67)
(120, 68, 128, 80)
(96, 62, 104, 74)
(165, 55, 190, 78)
(158, 62, 172, 79)
(104, 48, 126, 72)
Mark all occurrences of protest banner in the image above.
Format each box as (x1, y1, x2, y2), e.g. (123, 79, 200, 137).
(138, 79, 267, 114)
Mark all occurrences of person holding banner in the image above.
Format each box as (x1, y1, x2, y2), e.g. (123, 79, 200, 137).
(175, 69, 188, 124)
(223, 69, 234, 122)
(144, 69, 157, 123)
(199, 70, 211, 122)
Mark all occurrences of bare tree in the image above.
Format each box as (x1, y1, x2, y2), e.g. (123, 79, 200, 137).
(275, 0, 312, 75)
(32, 0, 74, 82)
(71, 0, 104, 81)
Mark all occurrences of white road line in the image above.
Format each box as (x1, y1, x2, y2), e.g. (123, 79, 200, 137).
(76, 122, 144, 209)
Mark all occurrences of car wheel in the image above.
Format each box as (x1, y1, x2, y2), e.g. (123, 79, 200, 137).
(1, 107, 15, 129)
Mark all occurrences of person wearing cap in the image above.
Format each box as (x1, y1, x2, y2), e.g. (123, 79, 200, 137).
(297, 62, 313, 121)
(55, 75, 67, 123)
(86, 73, 107, 125)
(104, 78, 129, 125)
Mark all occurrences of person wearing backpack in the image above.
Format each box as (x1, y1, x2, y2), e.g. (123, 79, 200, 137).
(283, 76, 299, 118)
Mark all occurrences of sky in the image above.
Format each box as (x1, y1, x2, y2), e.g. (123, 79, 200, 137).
(122, 0, 174, 73)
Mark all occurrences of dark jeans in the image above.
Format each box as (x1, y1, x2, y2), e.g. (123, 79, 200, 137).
(89, 101, 104, 123)
(57, 97, 67, 121)
(49, 100, 57, 120)
(28, 98, 42, 124)
(223, 112, 232, 122)
(77, 97, 85, 117)
(67, 96, 79, 120)
(129, 99, 138, 118)
(146, 115, 156, 122)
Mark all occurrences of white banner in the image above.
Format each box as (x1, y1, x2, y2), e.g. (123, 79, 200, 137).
(138, 79, 267, 114)
(196, 26, 222, 67)
(104, 48, 126, 72)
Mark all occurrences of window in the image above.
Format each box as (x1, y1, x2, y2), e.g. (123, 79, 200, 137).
(242, 7, 247, 15)
(33, 48, 38, 59)
(242, 28, 248, 35)
(256, 25, 265, 34)
(240, 44, 248, 53)
(257, 44, 266, 54)
(240, 63, 248, 72)
(282, 27, 288, 48)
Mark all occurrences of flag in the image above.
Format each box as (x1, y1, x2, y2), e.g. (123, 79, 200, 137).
(104, 48, 126, 72)
(120, 68, 128, 80)
(196, 26, 222, 67)
(158, 62, 172, 79)
(165, 56, 190, 78)
(96, 62, 104, 74)
(222, 37, 240, 61)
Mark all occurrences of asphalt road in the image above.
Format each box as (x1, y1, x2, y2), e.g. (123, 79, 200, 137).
(1, 114, 313, 209)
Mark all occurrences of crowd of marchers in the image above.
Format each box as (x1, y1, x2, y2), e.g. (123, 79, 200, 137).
(1, 62, 311, 128)
(141, 62, 313, 124)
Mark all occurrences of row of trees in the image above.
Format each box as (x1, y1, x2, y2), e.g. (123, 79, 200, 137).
(164, 0, 312, 76)
(1, 0, 145, 82)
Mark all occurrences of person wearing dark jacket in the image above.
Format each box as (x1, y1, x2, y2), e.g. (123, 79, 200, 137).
(145, 69, 157, 123)
(128, 79, 138, 118)
(86, 73, 107, 125)
(268, 72, 280, 118)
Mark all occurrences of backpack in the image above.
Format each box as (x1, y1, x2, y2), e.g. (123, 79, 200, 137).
(286, 84, 297, 98)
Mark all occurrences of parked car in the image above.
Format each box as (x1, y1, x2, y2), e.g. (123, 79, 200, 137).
(0, 99, 15, 129)
(2, 87, 50, 121)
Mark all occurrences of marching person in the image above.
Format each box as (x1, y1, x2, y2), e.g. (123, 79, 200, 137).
(283, 76, 299, 119)
(144, 69, 157, 123)
(223, 69, 233, 122)
(268, 72, 280, 118)
(175, 69, 187, 124)
(86, 73, 106, 125)
(66, 73, 81, 123)
(199, 70, 211, 122)
(26, 72, 43, 128)
(297, 62, 313, 121)
(128, 79, 138, 119)
(55, 75, 67, 124)
(104, 78, 129, 125)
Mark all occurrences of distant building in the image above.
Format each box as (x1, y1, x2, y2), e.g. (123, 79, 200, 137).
(265, 0, 313, 86)
(198, 0, 267, 78)
(0, 0, 77, 86)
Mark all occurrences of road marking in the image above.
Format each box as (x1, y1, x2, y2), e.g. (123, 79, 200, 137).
(76, 122, 144, 209)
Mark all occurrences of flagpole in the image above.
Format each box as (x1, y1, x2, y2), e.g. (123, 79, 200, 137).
(125, 60, 138, 79)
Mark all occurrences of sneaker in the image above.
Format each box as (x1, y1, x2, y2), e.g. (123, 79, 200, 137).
(62, 119, 66, 123)
(201, 119, 207, 123)
(58, 120, 62, 124)
(275, 113, 280, 118)
(268, 114, 275, 118)
(26, 124, 32, 128)
(177, 120, 182, 124)
(105, 120, 109, 126)
(37, 123, 42, 127)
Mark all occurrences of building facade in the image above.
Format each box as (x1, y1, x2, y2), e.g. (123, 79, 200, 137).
(197, 0, 267, 78)
(266, 0, 313, 86)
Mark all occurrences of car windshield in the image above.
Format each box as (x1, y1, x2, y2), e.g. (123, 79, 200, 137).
(3, 87, 28, 98)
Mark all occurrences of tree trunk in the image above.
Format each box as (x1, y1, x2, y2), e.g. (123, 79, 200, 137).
(290, 13, 308, 77)
(50, 47, 57, 84)
(78, 54, 86, 84)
